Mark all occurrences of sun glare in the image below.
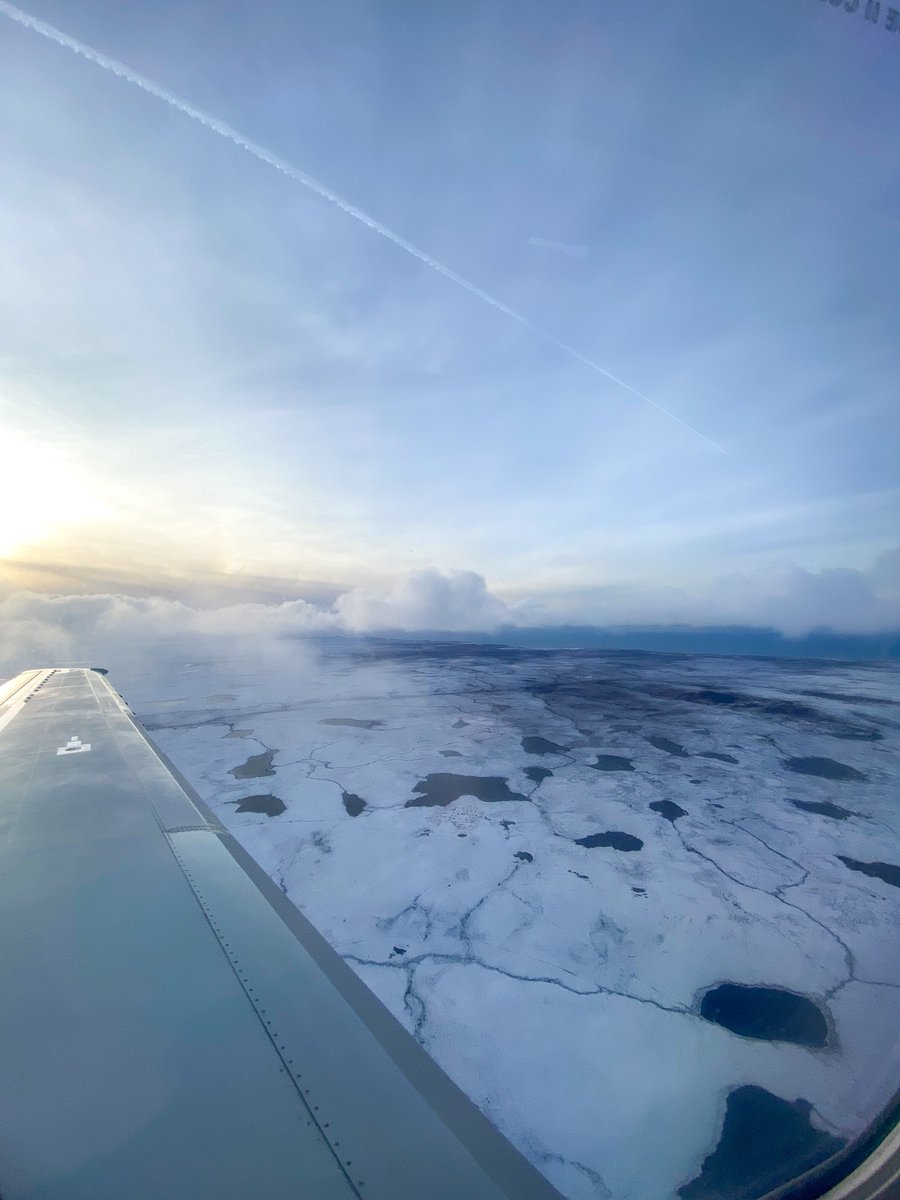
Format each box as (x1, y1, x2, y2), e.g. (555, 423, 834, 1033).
(0, 431, 101, 558)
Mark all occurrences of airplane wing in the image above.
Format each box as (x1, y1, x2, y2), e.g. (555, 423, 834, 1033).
(0, 667, 563, 1200)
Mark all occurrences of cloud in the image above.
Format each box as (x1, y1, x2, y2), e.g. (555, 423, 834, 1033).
(705, 564, 894, 637)
(1, 553, 898, 677)
(334, 568, 513, 633)
(0, 569, 516, 675)
(511, 552, 900, 637)
(0, 590, 325, 676)
(869, 546, 900, 596)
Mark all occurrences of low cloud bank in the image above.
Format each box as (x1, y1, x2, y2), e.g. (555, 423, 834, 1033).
(553, 553, 900, 639)
(1, 554, 898, 675)
(0, 569, 516, 674)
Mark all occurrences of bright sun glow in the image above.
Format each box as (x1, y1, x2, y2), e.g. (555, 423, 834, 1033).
(0, 429, 102, 558)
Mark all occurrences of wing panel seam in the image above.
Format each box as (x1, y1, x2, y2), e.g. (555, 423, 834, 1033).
(164, 832, 364, 1199)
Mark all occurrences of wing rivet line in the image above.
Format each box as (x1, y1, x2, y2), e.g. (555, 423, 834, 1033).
(165, 835, 364, 1199)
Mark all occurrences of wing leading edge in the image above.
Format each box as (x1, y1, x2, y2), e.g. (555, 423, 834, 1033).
(0, 668, 562, 1200)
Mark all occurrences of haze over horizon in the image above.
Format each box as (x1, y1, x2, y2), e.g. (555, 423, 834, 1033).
(1, 0, 898, 642)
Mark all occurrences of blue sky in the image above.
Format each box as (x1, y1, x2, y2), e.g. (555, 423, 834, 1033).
(1, 0, 898, 632)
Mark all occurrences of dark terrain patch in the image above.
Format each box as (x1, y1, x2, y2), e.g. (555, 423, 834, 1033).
(452, 719, 468, 729)
(575, 831, 643, 852)
(647, 735, 689, 757)
(522, 735, 568, 756)
(691, 690, 741, 705)
(514, 851, 534, 863)
(678, 688, 881, 740)
(837, 856, 900, 888)
(678, 1085, 844, 1200)
(650, 800, 687, 824)
(230, 750, 275, 780)
(406, 774, 528, 808)
(829, 726, 883, 741)
(318, 717, 383, 729)
(229, 794, 285, 817)
(342, 792, 367, 817)
(591, 755, 634, 772)
(799, 687, 895, 706)
(784, 756, 866, 782)
(525, 766, 552, 784)
(699, 983, 828, 1048)
(791, 799, 854, 820)
(696, 751, 739, 764)
(500, 819, 516, 831)
(440, 749, 463, 757)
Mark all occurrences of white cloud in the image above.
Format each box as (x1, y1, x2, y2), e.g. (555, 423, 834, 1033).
(334, 568, 512, 633)
(0, 590, 329, 677)
(705, 565, 893, 636)
(0, 569, 515, 675)
(869, 546, 900, 596)
(1, 553, 898, 677)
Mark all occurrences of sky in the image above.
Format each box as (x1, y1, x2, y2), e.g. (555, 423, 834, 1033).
(1, 0, 898, 638)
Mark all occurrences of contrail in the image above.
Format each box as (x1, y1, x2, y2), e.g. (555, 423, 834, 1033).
(528, 236, 590, 260)
(0, 0, 727, 453)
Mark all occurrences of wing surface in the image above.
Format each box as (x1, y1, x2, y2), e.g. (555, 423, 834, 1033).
(0, 668, 562, 1200)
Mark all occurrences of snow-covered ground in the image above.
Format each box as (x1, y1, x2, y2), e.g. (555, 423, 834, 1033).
(117, 639, 899, 1200)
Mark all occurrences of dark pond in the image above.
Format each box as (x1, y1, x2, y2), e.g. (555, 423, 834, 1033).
(647, 735, 689, 757)
(650, 800, 687, 824)
(575, 831, 643, 851)
(522, 735, 568, 755)
(342, 791, 367, 817)
(699, 983, 828, 1048)
(678, 1085, 844, 1200)
(225, 728, 254, 739)
(784, 756, 866, 781)
(525, 766, 552, 784)
(837, 856, 900, 888)
(452, 719, 468, 729)
(514, 851, 534, 862)
(696, 751, 738, 764)
(230, 750, 275, 780)
(229, 794, 285, 817)
(406, 774, 528, 808)
(591, 755, 634, 772)
(441, 749, 463, 757)
(632, 886, 646, 895)
(791, 799, 854, 820)
(318, 717, 383, 729)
